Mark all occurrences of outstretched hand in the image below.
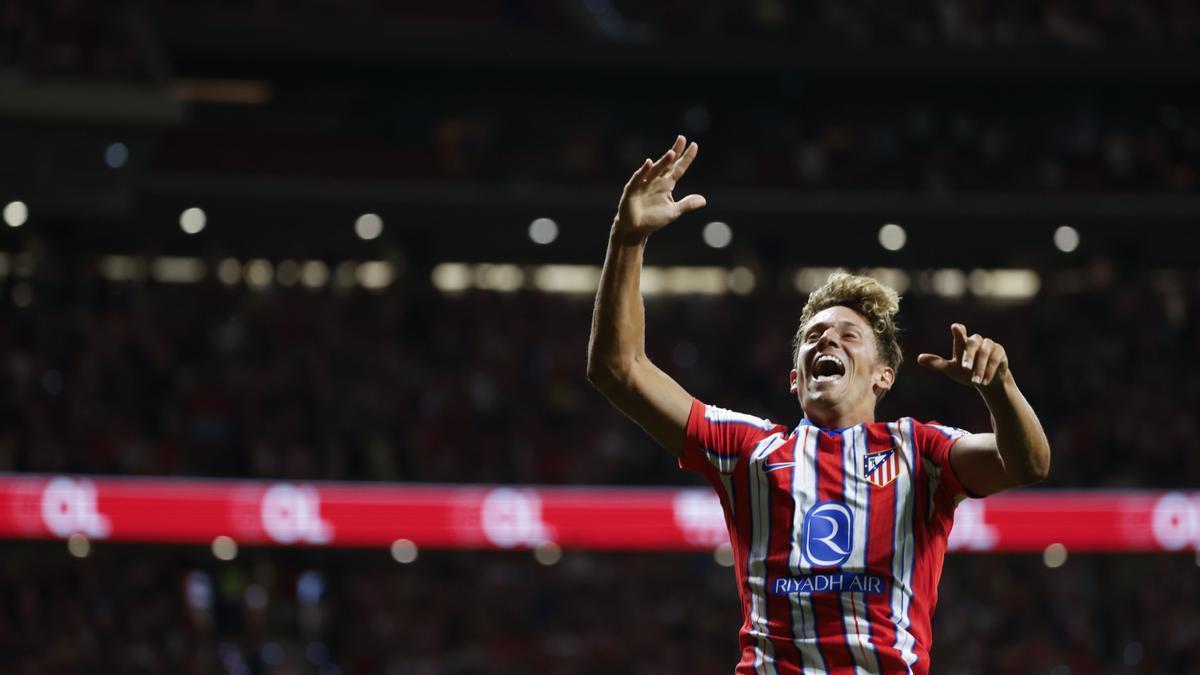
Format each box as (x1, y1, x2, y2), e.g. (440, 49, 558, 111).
(614, 135, 707, 238)
(917, 323, 1010, 389)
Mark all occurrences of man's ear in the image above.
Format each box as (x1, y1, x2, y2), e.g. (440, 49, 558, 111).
(874, 366, 895, 397)
(789, 368, 800, 395)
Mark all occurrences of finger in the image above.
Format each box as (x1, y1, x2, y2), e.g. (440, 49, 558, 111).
(982, 346, 1006, 386)
(971, 339, 993, 384)
(676, 193, 707, 213)
(670, 142, 699, 180)
(648, 149, 677, 179)
(628, 158, 653, 185)
(916, 353, 951, 372)
(950, 323, 967, 362)
(961, 334, 981, 371)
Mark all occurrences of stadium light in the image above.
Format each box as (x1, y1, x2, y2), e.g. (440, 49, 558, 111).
(3, 200, 28, 228)
(1054, 225, 1080, 253)
(390, 539, 418, 564)
(878, 223, 907, 251)
(1043, 543, 1068, 568)
(212, 535, 238, 561)
(67, 533, 91, 558)
(528, 217, 558, 245)
(354, 213, 383, 240)
(179, 207, 206, 234)
(702, 221, 732, 248)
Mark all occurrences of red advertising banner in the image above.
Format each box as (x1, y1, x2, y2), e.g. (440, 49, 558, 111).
(1, 474, 1197, 553)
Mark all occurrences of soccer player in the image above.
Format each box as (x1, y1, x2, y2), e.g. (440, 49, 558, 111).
(586, 135, 1051, 674)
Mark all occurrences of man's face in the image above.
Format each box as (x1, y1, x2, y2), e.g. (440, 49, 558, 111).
(789, 306, 894, 417)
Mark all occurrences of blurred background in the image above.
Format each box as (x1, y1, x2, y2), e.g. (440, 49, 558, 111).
(1, 1, 1199, 673)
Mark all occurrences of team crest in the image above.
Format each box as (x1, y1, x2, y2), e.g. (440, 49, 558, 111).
(863, 448, 900, 488)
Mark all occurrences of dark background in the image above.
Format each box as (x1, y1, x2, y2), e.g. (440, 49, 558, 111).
(0, 1, 1198, 673)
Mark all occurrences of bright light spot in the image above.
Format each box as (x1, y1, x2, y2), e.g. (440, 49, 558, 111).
(152, 257, 206, 283)
(245, 259, 273, 289)
(968, 269, 993, 296)
(662, 266, 727, 295)
(301, 261, 329, 289)
(212, 535, 238, 561)
(244, 584, 268, 610)
(531, 264, 599, 294)
(354, 213, 383, 240)
(276, 259, 300, 286)
(217, 258, 242, 286)
(180, 207, 207, 234)
(12, 282, 32, 307)
(431, 263, 472, 292)
(727, 267, 756, 295)
(971, 269, 1041, 300)
(866, 268, 910, 295)
(104, 142, 129, 169)
(534, 542, 562, 566)
(390, 538, 418, 564)
(930, 269, 966, 298)
(794, 267, 839, 293)
(878, 223, 907, 251)
(476, 264, 524, 292)
(99, 255, 146, 281)
(67, 533, 91, 558)
(3, 201, 28, 228)
(1054, 225, 1080, 253)
(702, 221, 733, 249)
(1043, 542, 1068, 568)
(713, 542, 734, 567)
(528, 217, 558, 245)
(356, 261, 393, 290)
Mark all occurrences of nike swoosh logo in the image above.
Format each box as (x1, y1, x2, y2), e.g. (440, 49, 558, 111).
(764, 462, 792, 473)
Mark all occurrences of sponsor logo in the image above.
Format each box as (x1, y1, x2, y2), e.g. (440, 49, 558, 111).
(480, 488, 552, 548)
(672, 489, 727, 546)
(1152, 492, 1200, 551)
(946, 498, 999, 551)
(41, 477, 111, 539)
(771, 573, 886, 596)
(260, 483, 333, 544)
(863, 448, 900, 488)
(802, 500, 853, 567)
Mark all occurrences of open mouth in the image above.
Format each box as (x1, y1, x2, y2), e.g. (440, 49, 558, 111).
(810, 353, 846, 383)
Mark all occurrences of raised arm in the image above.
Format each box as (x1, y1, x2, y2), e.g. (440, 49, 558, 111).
(586, 135, 707, 458)
(918, 323, 1051, 496)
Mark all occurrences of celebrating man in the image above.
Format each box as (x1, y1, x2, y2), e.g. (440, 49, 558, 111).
(586, 135, 1051, 674)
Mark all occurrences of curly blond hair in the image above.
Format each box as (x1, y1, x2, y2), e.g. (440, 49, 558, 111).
(792, 270, 902, 373)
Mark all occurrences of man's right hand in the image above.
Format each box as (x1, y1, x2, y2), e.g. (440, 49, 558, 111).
(614, 135, 707, 239)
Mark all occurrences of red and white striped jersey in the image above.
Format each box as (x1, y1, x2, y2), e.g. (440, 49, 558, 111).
(680, 398, 972, 675)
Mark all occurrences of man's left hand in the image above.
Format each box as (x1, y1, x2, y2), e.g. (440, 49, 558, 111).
(917, 323, 1010, 389)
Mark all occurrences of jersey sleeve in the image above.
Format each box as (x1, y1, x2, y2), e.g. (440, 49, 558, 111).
(679, 398, 780, 478)
(912, 420, 976, 500)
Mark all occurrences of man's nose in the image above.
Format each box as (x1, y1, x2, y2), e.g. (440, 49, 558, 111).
(816, 329, 840, 351)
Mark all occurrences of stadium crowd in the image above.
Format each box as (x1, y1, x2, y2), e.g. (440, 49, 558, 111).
(0, 255, 1197, 490)
(2, 542, 1197, 675)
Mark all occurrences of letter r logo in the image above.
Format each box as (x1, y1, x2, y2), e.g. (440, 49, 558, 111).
(802, 501, 853, 567)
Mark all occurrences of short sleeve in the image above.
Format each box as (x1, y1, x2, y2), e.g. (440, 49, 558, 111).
(912, 420, 975, 499)
(679, 398, 780, 477)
